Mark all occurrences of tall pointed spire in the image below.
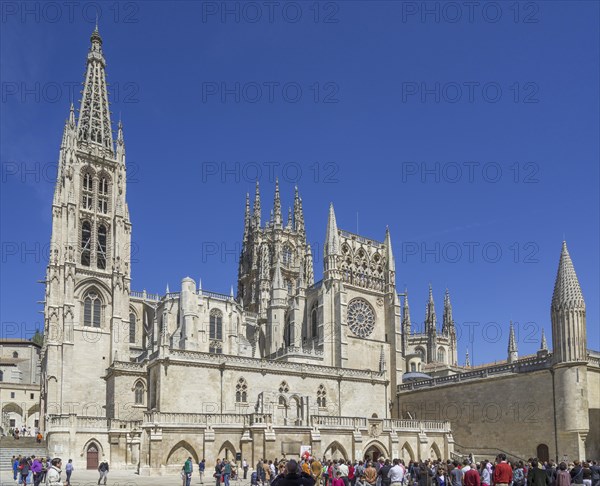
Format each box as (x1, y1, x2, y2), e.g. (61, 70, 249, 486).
(540, 328, 548, 351)
(551, 241, 587, 363)
(442, 289, 454, 335)
(116, 119, 125, 164)
(425, 284, 437, 334)
(324, 203, 340, 280)
(273, 178, 282, 227)
(324, 203, 340, 256)
(465, 348, 471, 368)
(77, 26, 114, 155)
(287, 207, 293, 229)
(508, 321, 518, 363)
(294, 186, 305, 233)
(384, 226, 395, 274)
(552, 241, 585, 310)
(243, 192, 251, 242)
(253, 181, 261, 228)
(402, 290, 411, 335)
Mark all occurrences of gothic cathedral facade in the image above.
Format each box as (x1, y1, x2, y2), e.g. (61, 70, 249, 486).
(39, 30, 598, 474)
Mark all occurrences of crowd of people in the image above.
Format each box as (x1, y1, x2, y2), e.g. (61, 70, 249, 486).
(181, 454, 600, 486)
(11, 455, 70, 486)
(7, 426, 44, 443)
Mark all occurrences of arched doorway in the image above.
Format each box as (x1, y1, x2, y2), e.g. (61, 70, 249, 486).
(86, 444, 99, 470)
(364, 442, 387, 462)
(537, 444, 549, 462)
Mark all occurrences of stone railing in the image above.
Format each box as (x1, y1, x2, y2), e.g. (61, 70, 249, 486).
(383, 419, 450, 432)
(143, 412, 249, 427)
(47, 415, 109, 431)
(269, 344, 324, 359)
(310, 415, 367, 429)
(339, 229, 382, 246)
(130, 290, 161, 301)
(201, 290, 233, 301)
(110, 361, 146, 372)
(398, 355, 551, 391)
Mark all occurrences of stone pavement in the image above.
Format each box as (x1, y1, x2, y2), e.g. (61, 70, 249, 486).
(0, 469, 254, 486)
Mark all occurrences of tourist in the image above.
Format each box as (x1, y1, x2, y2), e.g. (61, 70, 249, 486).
(339, 460, 350, 486)
(31, 456, 43, 486)
(46, 458, 63, 486)
(365, 463, 378, 486)
(571, 461, 584, 486)
(463, 466, 480, 486)
(582, 463, 593, 486)
(215, 459, 224, 486)
(451, 462, 463, 486)
(555, 463, 572, 486)
(264, 460, 273, 485)
(528, 460, 549, 486)
(389, 459, 405, 486)
(349, 461, 356, 486)
(13, 456, 19, 481)
(19, 457, 31, 485)
(514, 462, 526, 486)
(199, 458, 206, 484)
(590, 461, 600, 486)
(223, 459, 232, 486)
(434, 468, 447, 486)
(183, 456, 193, 486)
(312, 458, 324, 486)
(379, 459, 392, 486)
(36, 431, 43, 443)
(97, 458, 109, 485)
(493, 455, 513, 486)
(271, 459, 316, 486)
(480, 461, 491, 486)
(416, 463, 433, 486)
(65, 459, 73, 485)
(243, 459, 249, 479)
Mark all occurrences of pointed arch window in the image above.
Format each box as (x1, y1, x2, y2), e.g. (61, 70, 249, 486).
(317, 384, 327, 408)
(98, 176, 109, 214)
(81, 221, 92, 266)
(437, 347, 446, 364)
(236, 377, 248, 403)
(286, 279, 293, 296)
(209, 310, 223, 341)
(282, 245, 293, 266)
(129, 313, 136, 344)
(97, 224, 107, 270)
(284, 314, 293, 347)
(311, 303, 318, 338)
(82, 172, 94, 210)
(134, 381, 145, 405)
(83, 291, 102, 327)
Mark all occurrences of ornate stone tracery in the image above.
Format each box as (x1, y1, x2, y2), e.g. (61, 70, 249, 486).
(347, 298, 376, 338)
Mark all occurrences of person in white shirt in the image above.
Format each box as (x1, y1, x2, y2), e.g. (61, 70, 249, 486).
(388, 459, 405, 486)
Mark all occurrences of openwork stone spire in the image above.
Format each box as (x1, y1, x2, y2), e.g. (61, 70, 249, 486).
(253, 181, 261, 227)
(77, 26, 114, 155)
(551, 241, 587, 363)
(425, 284, 437, 334)
(507, 321, 518, 363)
(552, 241, 585, 311)
(273, 178, 282, 227)
(402, 290, 411, 335)
(540, 329, 548, 351)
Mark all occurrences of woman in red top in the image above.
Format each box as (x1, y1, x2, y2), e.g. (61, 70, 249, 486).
(349, 464, 356, 486)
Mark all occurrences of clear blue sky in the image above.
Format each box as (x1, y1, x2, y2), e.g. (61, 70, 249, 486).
(1, 1, 598, 365)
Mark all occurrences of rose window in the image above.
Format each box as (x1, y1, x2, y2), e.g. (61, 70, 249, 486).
(347, 298, 375, 337)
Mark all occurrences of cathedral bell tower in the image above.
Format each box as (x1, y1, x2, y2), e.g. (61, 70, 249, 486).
(41, 27, 133, 423)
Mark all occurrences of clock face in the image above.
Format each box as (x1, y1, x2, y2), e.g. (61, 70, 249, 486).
(347, 298, 375, 338)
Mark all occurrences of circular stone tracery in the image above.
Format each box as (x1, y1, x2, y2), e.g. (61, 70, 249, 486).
(347, 298, 375, 338)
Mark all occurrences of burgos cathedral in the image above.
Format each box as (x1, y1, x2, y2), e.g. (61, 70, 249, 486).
(40, 29, 599, 475)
